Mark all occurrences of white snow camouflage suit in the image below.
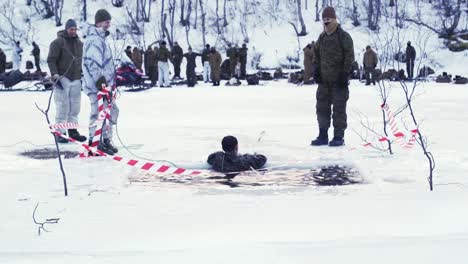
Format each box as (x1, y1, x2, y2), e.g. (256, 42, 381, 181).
(82, 25, 119, 141)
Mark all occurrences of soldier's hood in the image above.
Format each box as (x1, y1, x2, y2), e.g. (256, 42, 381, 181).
(84, 24, 110, 39)
(56, 30, 79, 40)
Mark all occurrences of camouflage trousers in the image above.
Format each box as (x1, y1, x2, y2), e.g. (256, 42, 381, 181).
(316, 81, 349, 138)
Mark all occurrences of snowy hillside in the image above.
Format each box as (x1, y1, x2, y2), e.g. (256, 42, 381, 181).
(0, 0, 467, 74)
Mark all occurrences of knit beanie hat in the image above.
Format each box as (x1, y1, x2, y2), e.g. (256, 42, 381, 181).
(95, 9, 112, 25)
(65, 19, 77, 30)
(322, 6, 337, 20)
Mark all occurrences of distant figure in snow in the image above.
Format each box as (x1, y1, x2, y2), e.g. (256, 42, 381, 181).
(207, 135, 267, 176)
(12, 41, 23, 71)
(32, 41, 42, 73)
(406, 41, 416, 80)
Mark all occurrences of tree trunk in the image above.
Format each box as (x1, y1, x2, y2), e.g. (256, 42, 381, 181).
(194, 0, 198, 29)
(161, 0, 166, 38)
(223, 0, 228, 27)
(297, 0, 307, 36)
(54, 0, 63, 26)
(216, 0, 221, 35)
(199, 0, 206, 46)
(368, 0, 374, 30)
(351, 0, 360, 26)
(81, 0, 87, 22)
(315, 0, 320, 21)
(180, 0, 185, 25)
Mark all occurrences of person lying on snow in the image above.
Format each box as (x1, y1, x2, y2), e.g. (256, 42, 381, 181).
(207, 135, 267, 176)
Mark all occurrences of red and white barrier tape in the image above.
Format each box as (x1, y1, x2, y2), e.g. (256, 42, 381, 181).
(380, 103, 418, 149)
(50, 130, 203, 176)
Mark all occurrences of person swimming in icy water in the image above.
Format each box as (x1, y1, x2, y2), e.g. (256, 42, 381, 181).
(207, 135, 267, 176)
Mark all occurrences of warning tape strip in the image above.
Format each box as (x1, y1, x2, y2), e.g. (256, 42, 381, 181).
(50, 130, 203, 176)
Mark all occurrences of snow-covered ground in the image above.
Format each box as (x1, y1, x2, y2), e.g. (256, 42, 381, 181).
(1, 80, 468, 263)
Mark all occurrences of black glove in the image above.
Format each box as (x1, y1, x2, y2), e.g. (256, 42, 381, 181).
(337, 71, 350, 87)
(313, 68, 322, 84)
(96, 76, 107, 91)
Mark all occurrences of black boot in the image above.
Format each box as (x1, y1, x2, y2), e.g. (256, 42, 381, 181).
(97, 142, 115, 155)
(103, 138, 118, 154)
(68, 129, 87, 142)
(328, 137, 345, 147)
(311, 128, 329, 146)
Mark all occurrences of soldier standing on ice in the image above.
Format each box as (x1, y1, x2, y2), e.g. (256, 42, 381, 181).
(238, 43, 248, 79)
(32, 42, 42, 73)
(406, 41, 416, 80)
(157, 41, 171, 87)
(311, 6, 355, 147)
(201, 44, 211, 83)
(209, 47, 222, 86)
(12, 41, 23, 71)
(171, 41, 183, 80)
(183, 47, 201, 87)
(82, 9, 119, 155)
(47, 19, 86, 144)
(363, 45, 378, 85)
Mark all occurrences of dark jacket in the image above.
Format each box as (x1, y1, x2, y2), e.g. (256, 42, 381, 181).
(47, 30, 83, 81)
(171, 45, 184, 64)
(238, 47, 248, 64)
(158, 46, 171, 62)
(201, 48, 210, 64)
(144, 48, 157, 68)
(0, 51, 6, 73)
(406, 45, 416, 61)
(183, 52, 201, 71)
(313, 25, 355, 82)
(207, 151, 267, 174)
(32, 44, 40, 58)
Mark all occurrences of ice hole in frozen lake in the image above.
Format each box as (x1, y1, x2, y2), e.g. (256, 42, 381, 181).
(20, 148, 79, 160)
(130, 165, 363, 188)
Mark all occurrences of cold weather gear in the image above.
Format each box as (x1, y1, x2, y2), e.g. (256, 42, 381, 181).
(0, 49, 6, 73)
(32, 43, 42, 72)
(157, 46, 171, 62)
(47, 30, 83, 81)
(95, 9, 112, 24)
(82, 25, 115, 95)
(406, 43, 416, 79)
(65, 19, 77, 30)
(303, 45, 315, 81)
(171, 44, 183, 78)
(313, 23, 354, 141)
(311, 128, 329, 146)
(207, 151, 267, 175)
(53, 77, 82, 135)
(363, 48, 378, 85)
(209, 50, 222, 83)
(158, 61, 171, 87)
(226, 46, 238, 78)
(144, 47, 157, 84)
(328, 136, 345, 147)
(184, 52, 201, 87)
(12, 43, 23, 71)
(68, 129, 87, 142)
(132, 48, 143, 71)
(238, 46, 248, 78)
(88, 92, 119, 141)
(322, 6, 337, 20)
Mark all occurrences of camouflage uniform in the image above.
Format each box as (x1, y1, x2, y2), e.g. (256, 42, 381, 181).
(313, 24, 354, 139)
(226, 46, 238, 78)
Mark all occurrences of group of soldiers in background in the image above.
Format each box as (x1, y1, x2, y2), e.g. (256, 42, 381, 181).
(123, 41, 248, 87)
